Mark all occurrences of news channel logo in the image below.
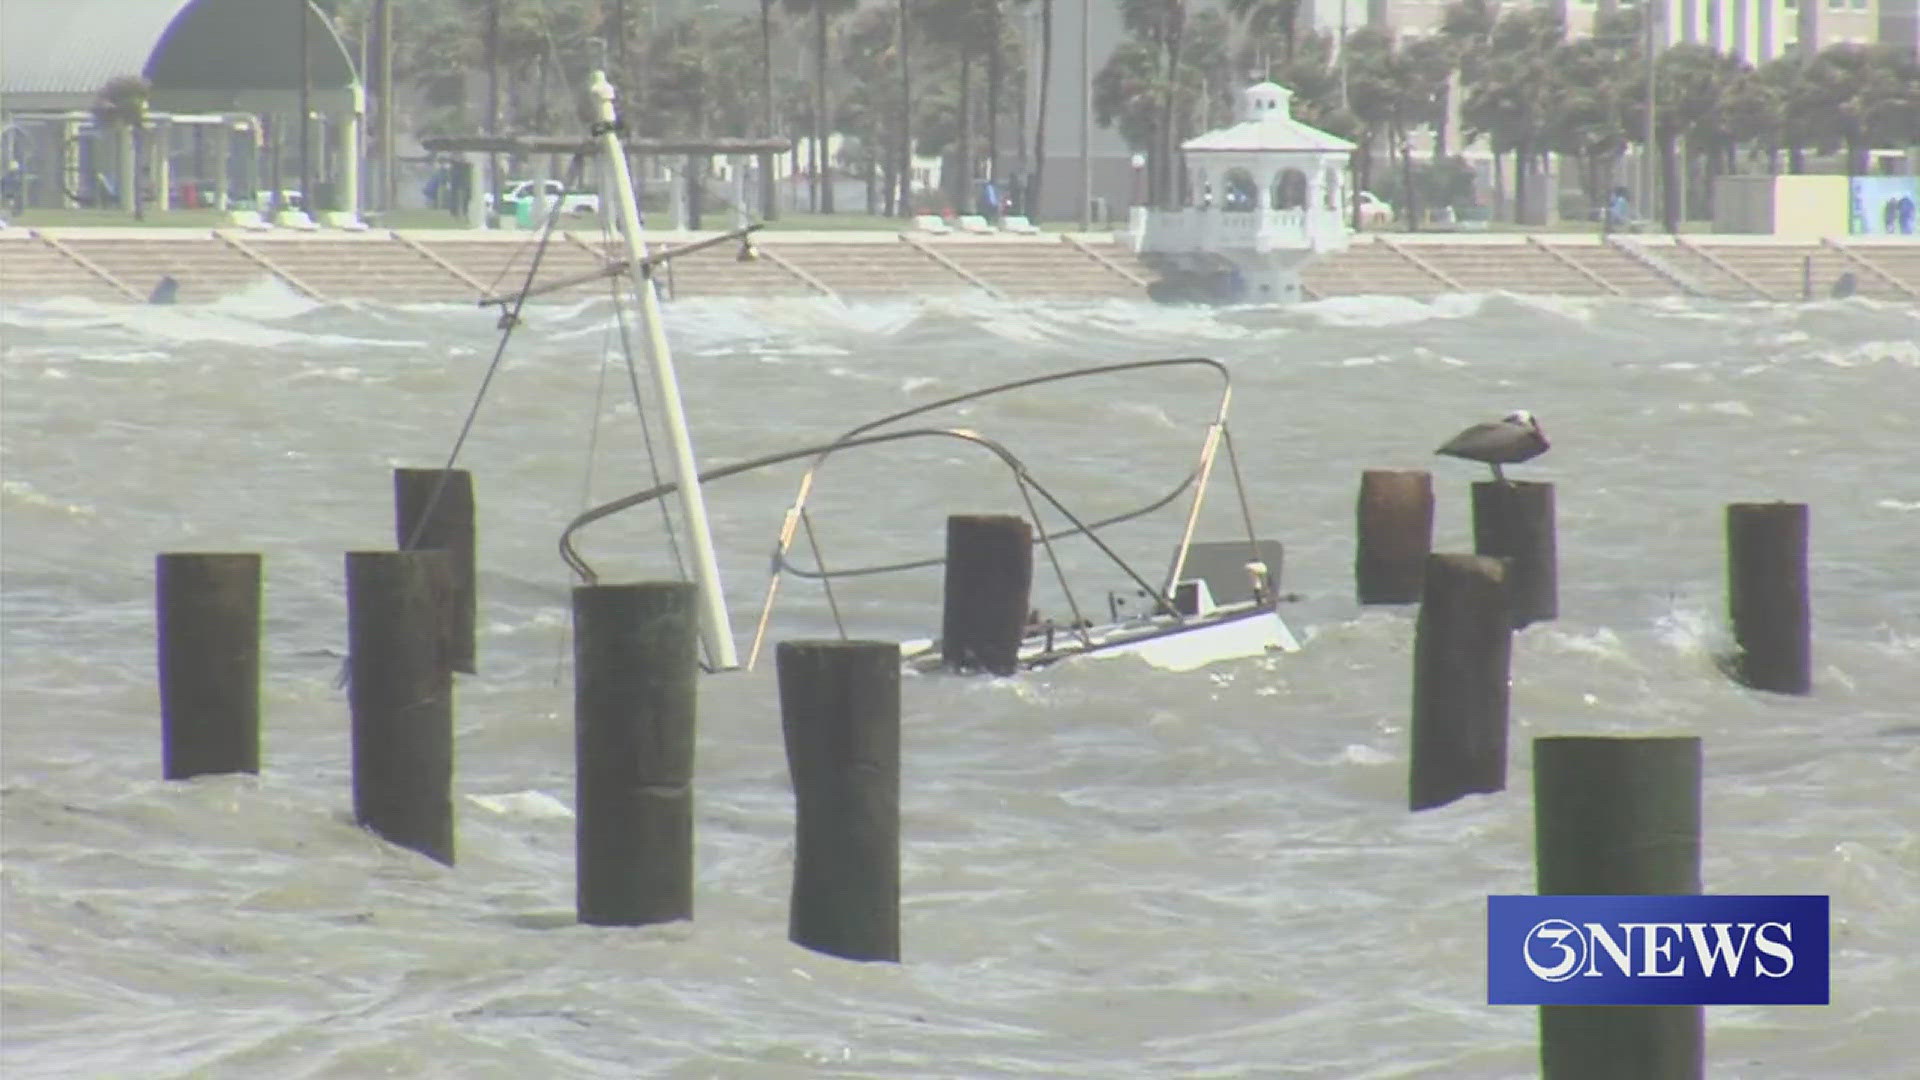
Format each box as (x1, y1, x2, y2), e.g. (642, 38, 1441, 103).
(1486, 895, 1829, 1006)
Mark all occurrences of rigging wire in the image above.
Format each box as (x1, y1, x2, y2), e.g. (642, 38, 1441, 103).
(598, 187, 690, 584)
(550, 293, 624, 687)
(336, 153, 584, 691)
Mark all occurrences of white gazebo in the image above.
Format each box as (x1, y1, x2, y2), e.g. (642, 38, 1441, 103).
(1129, 81, 1355, 304)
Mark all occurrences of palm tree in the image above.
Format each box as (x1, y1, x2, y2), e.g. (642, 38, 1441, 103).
(760, 0, 781, 217)
(1224, 0, 1299, 65)
(1116, 0, 1189, 207)
(782, 0, 857, 213)
(897, 0, 915, 216)
(1028, 0, 1053, 222)
(93, 75, 151, 219)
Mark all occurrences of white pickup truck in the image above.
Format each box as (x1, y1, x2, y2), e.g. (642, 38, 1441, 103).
(485, 179, 600, 217)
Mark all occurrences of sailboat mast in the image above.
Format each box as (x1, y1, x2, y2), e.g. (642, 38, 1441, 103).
(586, 71, 741, 671)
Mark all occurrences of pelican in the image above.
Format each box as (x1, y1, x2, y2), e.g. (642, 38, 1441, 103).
(1436, 411, 1549, 483)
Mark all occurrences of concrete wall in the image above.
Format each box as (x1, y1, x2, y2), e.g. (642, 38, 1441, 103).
(1774, 175, 1850, 240)
(1713, 174, 1776, 233)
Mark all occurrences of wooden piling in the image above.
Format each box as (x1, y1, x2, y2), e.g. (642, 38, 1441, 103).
(1727, 502, 1810, 695)
(347, 549, 455, 866)
(573, 582, 700, 926)
(940, 514, 1033, 676)
(778, 640, 901, 962)
(1355, 469, 1434, 604)
(393, 467, 476, 674)
(157, 553, 262, 780)
(1471, 480, 1557, 628)
(1534, 736, 1704, 1080)
(1408, 554, 1511, 812)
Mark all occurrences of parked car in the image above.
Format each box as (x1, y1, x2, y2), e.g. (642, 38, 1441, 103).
(484, 179, 600, 216)
(1356, 190, 1393, 228)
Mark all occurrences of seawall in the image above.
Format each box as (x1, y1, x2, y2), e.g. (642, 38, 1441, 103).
(2, 227, 1916, 306)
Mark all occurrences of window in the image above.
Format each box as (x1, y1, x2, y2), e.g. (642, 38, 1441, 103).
(1271, 168, 1308, 210)
(1221, 168, 1259, 212)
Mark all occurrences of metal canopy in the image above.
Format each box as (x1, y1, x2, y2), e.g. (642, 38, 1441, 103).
(0, 0, 356, 112)
(421, 135, 793, 156)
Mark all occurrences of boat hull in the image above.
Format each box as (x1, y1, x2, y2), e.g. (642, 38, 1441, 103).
(901, 602, 1300, 675)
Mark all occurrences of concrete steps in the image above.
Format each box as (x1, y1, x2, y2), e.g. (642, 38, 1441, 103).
(239, 235, 473, 302)
(4, 230, 1916, 306)
(0, 233, 128, 302)
(1692, 243, 1848, 302)
(920, 240, 1142, 299)
(1549, 243, 1675, 297)
(1304, 239, 1445, 297)
(1804, 240, 1912, 297)
(410, 235, 615, 300)
(657, 239, 818, 299)
(1837, 245, 1920, 299)
(1406, 242, 1603, 295)
(1657, 243, 1762, 300)
(55, 235, 268, 303)
(766, 240, 984, 298)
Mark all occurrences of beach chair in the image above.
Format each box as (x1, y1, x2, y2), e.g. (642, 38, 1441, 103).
(274, 209, 321, 232)
(914, 214, 953, 236)
(226, 208, 273, 231)
(1001, 215, 1040, 235)
(957, 214, 996, 235)
(322, 211, 371, 232)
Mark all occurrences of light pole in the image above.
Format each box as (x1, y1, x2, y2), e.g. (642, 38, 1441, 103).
(298, 0, 312, 215)
(1078, 0, 1091, 231)
(1644, 0, 1658, 229)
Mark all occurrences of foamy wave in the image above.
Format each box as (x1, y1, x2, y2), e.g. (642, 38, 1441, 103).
(1, 478, 96, 517)
(1295, 292, 1489, 328)
(467, 790, 574, 820)
(1653, 604, 1721, 656)
(1814, 340, 1920, 368)
(1876, 499, 1920, 512)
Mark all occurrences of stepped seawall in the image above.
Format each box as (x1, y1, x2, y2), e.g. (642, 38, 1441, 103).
(2, 228, 1916, 306)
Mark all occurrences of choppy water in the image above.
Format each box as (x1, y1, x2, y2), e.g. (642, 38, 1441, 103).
(2, 283, 1917, 1078)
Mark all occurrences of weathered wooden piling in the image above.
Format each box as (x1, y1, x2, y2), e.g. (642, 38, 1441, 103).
(778, 639, 901, 962)
(573, 582, 700, 926)
(1727, 502, 1810, 695)
(393, 467, 476, 674)
(1471, 480, 1557, 628)
(940, 514, 1033, 676)
(1356, 469, 1435, 604)
(157, 552, 262, 780)
(1408, 554, 1512, 812)
(1534, 736, 1704, 1080)
(347, 549, 455, 866)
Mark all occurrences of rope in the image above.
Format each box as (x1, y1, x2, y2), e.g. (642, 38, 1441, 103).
(798, 509, 846, 640)
(337, 154, 584, 691)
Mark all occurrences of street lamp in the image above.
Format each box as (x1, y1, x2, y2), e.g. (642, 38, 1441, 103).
(1131, 153, 1146, 207)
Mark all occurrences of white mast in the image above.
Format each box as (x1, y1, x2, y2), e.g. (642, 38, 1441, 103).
(587, 70, 740, 671)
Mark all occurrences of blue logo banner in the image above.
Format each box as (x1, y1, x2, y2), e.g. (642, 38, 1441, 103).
(1487, 895, 1829, 1006)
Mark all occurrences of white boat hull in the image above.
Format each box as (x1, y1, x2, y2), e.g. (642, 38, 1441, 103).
(901, 602, 1300, 675)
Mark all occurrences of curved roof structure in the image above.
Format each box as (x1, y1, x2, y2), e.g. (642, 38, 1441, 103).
(1, 0, 357, 113)
(1181, 83, 1357, 155)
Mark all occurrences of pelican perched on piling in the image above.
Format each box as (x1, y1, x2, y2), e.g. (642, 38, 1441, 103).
(1436, 411, 1550, 483)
